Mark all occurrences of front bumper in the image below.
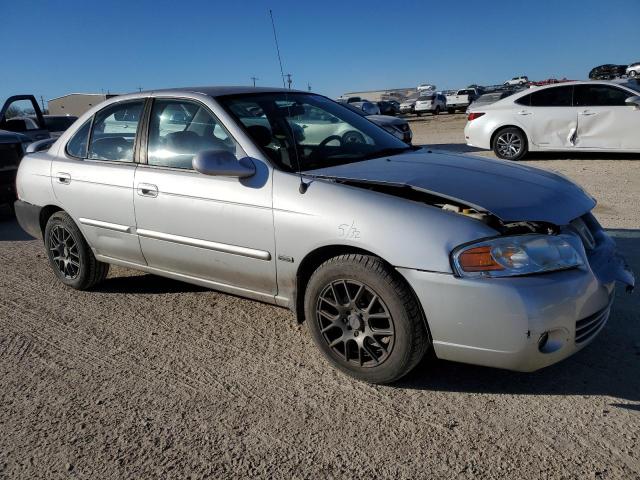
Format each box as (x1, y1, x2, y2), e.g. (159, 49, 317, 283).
(398, 230, 633, 372)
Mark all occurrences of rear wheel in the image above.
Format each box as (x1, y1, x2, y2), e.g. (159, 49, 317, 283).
(434, 106, 441, 115)
(493, 127, 528, 161)
(304, 254, 429, 384)
(630, 70, 637, 78)
(415, 112, 422, 117)
(44, 211, 109, 290)
(447, 108, 455, 114)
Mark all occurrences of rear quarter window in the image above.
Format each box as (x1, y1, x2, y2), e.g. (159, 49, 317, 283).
(66, 120, 92, 158)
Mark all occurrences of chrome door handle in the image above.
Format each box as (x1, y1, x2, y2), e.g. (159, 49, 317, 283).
(137, 183, 158, 198)
(517, 110, 532, 116)
(579, 111, 596, 116)
(55, 172, 71, 184)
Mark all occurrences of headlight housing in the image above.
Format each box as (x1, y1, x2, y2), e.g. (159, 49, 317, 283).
(452, 234, 584, 278)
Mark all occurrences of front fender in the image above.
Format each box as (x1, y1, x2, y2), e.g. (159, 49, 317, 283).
(272, 170, 497, 303)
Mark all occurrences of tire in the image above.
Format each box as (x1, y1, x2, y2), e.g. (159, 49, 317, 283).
(342, 130, 365, 144)
(44, 211, 109, 290)
(304, 254, 429, 384)
(434, 106, 441, 115)
(630, 70, 637, 78)
(447, 108, 455, 114)
(492, 127, 528, 161)
(415, 112, 421, 117)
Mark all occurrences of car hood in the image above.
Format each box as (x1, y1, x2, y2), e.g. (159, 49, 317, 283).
(366, 115, 406, 126)
(307, 149, 595, 225)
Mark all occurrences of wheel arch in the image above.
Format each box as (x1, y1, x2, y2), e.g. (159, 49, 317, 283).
(490, 124, 529, 150)
(39, 204, 64, 236)
(293, 245, 430, 339)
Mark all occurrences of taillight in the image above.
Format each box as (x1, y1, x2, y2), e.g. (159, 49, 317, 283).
(467, 112, 485, 121)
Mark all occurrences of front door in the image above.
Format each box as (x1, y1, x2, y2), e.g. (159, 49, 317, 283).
(133, 98, 277, 297)
(574, 84, 640, 150)
(51, 99, 146, 265)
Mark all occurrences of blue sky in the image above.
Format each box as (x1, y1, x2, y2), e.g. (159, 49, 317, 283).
(1, 0, 638, 103)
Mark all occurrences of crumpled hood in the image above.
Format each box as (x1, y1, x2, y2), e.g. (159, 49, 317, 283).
(308, 149, 596, 225)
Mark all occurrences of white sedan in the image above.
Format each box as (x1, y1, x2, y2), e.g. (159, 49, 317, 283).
(465, 80, 640, 160)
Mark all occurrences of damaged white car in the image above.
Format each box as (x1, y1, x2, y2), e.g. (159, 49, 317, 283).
(465, 80, 640, 160)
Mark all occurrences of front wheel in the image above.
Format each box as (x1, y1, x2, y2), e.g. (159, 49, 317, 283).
(630, 70, 637, 78)
(433, 106, 441, 115)
(304, 254, 429, 384)
(493, 127, 528, 161)
(44, 211, 109, 290)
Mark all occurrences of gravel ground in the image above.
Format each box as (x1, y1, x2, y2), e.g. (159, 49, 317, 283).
(1, 115, 639, 479)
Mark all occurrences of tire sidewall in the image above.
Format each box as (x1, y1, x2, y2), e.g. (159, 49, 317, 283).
(304, 257, 421, 383)
(44, 212, 92, 289)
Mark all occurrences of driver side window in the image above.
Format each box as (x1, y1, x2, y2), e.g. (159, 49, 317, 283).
(147, 99, 237, 169)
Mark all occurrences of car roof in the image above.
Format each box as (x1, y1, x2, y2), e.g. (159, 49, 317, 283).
(142, 86, 305, 97)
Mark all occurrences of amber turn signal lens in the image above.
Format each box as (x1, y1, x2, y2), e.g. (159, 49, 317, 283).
(458, 246, 504, 272)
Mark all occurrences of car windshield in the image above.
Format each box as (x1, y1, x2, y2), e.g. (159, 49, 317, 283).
(218, 93, 412, 171)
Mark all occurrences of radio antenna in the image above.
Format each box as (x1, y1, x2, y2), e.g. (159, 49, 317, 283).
(269, 9, 308, 193)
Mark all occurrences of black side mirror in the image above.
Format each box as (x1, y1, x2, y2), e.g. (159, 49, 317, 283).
(192, 150, 256, 178)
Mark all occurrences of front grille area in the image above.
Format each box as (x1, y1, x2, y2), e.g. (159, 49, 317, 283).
(0, 143, 22, 168)
(575, 303, 610, 344)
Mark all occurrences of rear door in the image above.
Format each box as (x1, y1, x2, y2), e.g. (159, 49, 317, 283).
(51, 99, 146, 264)
(573, 84, 640, 150)
(513, 85, 579, 148)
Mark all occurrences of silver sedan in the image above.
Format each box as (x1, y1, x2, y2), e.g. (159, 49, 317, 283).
(14, 87, 634, 384)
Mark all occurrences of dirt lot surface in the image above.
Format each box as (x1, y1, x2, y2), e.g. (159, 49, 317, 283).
(1, 115, 639, 479)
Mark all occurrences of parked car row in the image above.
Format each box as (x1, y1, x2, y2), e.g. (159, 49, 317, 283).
(589, 63, 640, 80)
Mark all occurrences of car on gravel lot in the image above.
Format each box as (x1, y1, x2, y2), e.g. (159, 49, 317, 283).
(465, 80, 640, 160)
(627, 62, 640, 78)
(414, 93, 446, 116)
(342, 102, 412, 144)
(14, 86, 634, 384)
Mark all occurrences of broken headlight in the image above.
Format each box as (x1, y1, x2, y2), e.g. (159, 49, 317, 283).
(452, 234, 584, 278)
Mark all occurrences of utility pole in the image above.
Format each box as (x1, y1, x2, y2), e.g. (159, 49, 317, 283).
(40, 95, 46, 113)
(137, 86, 143, 92)
(284, 73, 292, 89)
(250, 76, 259, 87)
(307, 82, 311, 92)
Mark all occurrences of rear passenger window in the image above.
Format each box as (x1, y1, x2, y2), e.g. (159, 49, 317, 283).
(574, 85, 632, 107)
(147, 99, 237, 169)
(88, 101, 144, 162)
(66, 120, 91, 158)
(529, 86, 573, 107)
